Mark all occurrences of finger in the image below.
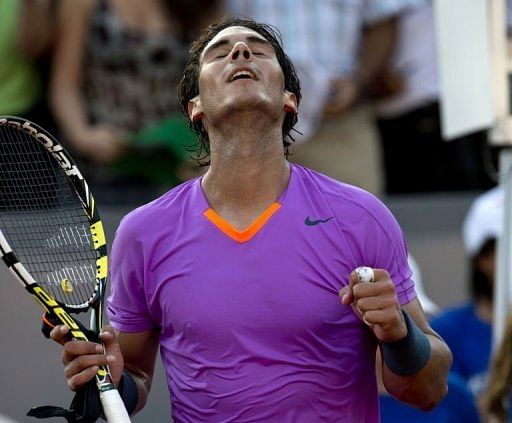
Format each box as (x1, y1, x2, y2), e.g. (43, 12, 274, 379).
(352, 269, 394, 299)
(355, 295, 395, 313)
(62, 340, 103, 365)
(339, 286, 354, 305)
(349, 266, 375, 301)
(362, 309, 394, 325)
(99, 325, 116, 341)
(99, 326, 119, 349)
(341, 267, 374, 305)
(68, 365, 100, 392)
(64, 353, 108, 379)
(50, 325, 71, 345)
(369, 269, 391, 283)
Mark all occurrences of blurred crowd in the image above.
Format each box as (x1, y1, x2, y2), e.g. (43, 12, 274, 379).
(1, 0, 499, 200)
(1, 0, 511, 421)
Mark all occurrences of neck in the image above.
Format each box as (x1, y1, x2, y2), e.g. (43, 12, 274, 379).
(201, 119, 290, 228)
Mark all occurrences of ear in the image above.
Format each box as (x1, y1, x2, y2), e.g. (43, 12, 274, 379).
(188, 96, 204, 123)
(283, 90, 298, 115)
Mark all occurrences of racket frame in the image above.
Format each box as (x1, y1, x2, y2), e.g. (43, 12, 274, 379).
(0, 116, 131, 422)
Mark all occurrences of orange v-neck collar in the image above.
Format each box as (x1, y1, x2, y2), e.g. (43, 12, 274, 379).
(203, 202, 282, 243)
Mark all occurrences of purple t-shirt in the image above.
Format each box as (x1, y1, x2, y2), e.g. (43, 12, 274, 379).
(107, 164, 416, 422)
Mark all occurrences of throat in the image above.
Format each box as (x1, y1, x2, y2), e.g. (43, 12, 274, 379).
(201, 160, 291, 231)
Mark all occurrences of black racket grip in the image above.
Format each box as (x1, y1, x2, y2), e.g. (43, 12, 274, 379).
(41, 312, 99, 343)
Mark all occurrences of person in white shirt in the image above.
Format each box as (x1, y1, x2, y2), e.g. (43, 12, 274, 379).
(228, 0, 423, 195)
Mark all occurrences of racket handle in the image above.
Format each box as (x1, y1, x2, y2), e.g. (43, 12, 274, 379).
(100, 388, 132, 422)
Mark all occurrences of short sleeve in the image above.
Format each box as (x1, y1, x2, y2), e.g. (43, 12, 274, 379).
(106, 213, 156, 333)
(335, 189, 417, 306)
(365, 201, 416, 306)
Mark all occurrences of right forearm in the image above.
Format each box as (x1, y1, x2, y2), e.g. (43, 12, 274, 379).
(117, 329, 160, 415)
(123, 368, 152, 415)
(116, 370, 144, 416)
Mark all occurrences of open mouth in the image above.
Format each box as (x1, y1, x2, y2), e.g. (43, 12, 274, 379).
(230, 70, 256, 82)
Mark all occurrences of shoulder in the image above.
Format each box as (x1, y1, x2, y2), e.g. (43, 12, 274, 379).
(293, 164, 406, 258)
(116, 178, 200, 239)
(293, 164, 386, 211)
(297, 165, 400, 233)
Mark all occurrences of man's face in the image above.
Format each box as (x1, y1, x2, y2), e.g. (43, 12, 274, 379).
(188, 26, 296, 126)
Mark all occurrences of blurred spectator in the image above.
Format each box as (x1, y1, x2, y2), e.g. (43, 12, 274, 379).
(50, 0, 223, 195)
(430, 187, 504, 403)
(228, 0, 423, 195)
(482, 311, 512, 423)
(0, 0, 57, 129)
(373, 0, 495, 194)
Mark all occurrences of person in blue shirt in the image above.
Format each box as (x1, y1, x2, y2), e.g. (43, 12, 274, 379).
(430, 187, 502, 402)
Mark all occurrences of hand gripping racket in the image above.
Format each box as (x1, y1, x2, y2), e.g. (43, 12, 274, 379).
(0, 116, 131, 422)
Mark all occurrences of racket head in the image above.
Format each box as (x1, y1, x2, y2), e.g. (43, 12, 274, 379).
(0, 116, 108, 313)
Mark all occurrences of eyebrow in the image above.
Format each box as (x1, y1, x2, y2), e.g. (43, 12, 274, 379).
(202, 35, 273, 60)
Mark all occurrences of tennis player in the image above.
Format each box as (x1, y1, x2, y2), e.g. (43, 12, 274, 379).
(51, 18, 452, 422)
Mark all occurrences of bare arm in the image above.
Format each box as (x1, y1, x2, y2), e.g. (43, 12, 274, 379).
(355, 16, 398, 92)
(50, 0, 124, 162)
(116, 329, 160, 414)
(381, 298, 452, 410)
(340, 270, 452, 411)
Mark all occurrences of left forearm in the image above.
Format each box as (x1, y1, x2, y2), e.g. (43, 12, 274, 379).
(382, 333, 452, 410)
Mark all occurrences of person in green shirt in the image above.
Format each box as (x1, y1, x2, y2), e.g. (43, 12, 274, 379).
(0, 0, 56, 126)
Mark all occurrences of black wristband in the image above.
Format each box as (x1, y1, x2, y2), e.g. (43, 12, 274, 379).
(381, 310, 432, 376)
(118, 371, 138, 416)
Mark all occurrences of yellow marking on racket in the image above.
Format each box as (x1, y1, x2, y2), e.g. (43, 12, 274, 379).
(60, 278, 73, 293)
(90, 221, 106, 249)
(96, 256, 108, 279)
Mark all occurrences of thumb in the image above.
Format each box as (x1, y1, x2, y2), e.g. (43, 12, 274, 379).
(99, 326, 124, 385)
(339, 286, 354, 305)
(99, 326, 118, 346)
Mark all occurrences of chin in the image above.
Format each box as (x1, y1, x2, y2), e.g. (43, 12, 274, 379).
(224, 94, 278, 115)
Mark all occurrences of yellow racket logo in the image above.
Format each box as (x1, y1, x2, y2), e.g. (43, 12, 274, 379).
(60, 278, 73, 293)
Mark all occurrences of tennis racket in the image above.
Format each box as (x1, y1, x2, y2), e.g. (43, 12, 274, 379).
(0, 116, 131, 422)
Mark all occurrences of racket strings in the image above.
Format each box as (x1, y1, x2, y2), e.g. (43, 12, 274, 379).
(0, 124, 98, 308)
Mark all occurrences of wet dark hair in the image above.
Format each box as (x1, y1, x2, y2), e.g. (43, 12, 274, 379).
(470, 238, 495, 301)
(178, 17, 302, 166)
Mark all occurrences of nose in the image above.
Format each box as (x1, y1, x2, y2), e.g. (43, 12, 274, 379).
(230, 42, 252, 62)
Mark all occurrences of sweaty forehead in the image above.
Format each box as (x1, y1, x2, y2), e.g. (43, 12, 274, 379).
(201, 26, 269, 59)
